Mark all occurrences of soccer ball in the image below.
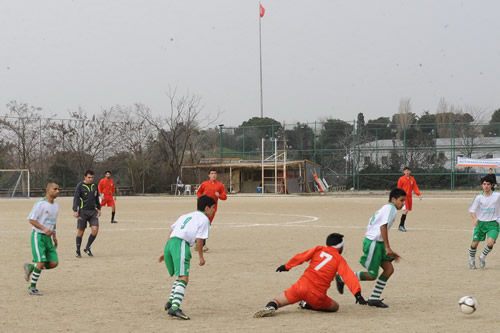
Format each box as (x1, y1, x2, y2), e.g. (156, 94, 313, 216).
(458, 296, 477, 314)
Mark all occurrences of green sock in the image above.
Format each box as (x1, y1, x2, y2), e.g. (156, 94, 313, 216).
(171, 280, 188, 311)
(30, 267, 42, 288)
(369, 274, 389, 300)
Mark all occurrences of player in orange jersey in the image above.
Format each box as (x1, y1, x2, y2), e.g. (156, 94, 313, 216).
(396, 167, 422, 232)
(253, 233, 367, 318)
(196, 169, 227, 251)
(98, 171, 118, 223)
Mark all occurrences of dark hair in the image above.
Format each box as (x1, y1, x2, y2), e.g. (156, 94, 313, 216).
(105, 170, 111, 175)
(326, 232, 344, 246)
(389, 188, 406, 201)
(198, 195, 216, 211)
(84, 170, 94, 176)
(481, 175, 493, 184)
(208, 168, 217, 174)
(403, 167, 411, 171)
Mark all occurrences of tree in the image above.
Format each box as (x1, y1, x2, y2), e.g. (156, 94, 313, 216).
(285, 123, 315, 160)
(482, 108, 500, 137)
(366, 117, 392, 140)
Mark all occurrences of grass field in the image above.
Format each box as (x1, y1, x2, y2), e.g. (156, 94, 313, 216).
(0, 193, 497, 332)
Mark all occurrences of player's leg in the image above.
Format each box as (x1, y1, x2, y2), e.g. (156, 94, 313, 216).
(27, 232, 50, 295)
(84, 212, 99, 256)
(166, 238, 191, 320)
(469, 222, 485, 269)
(479, 224, 499, 268)
(367, 259, 393, 308)
(399, 197, 411, 231)
(111, 203, 117, 223)
(254, 292, 290, 318)
(76, 214, 87, 257)
(335, 270, 374, 294)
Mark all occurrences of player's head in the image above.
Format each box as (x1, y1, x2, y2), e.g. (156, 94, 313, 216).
(480, 176, 493, 193)
(481, 175, 493, 185)
(45, 182, 60, 199)
(389, 188, 406, 210)
(489, 168, 494, 174)
(104, 171, 111, 178)
(198, 195, 216, 218)
(84, 170, 95, 183)
(326, 232, 344, 253)
(208, 169, 217, 181)
(403, 166, 411, 176)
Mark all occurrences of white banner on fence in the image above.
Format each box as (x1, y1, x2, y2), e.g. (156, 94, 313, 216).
(457, 157, 500, 168)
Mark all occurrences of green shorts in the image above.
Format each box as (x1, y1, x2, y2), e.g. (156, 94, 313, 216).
(472, 221, 500, 242)
(359, 237, 393, 278)
(164, 237, 192, 277)
(31, 231, 58, 263)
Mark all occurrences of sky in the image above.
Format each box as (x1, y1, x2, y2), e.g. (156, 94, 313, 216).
(1, 0, 500, 128)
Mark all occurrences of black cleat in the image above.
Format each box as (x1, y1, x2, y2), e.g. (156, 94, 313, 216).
(367, 299, 389, 308)
(165, 301, 172, 311)
(335, 274, 344, 294)
(111, 220, 118, 223)
(76, 251, 82, 258)
(84, 248, 93, 257)
(168, 308, 190, 320)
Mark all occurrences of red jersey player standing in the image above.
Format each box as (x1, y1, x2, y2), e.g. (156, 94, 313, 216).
(196, 168, 227, 251)
(98, 171, 118, 223)
(253, 233, 367, 317)
(397, 167, 422, 232)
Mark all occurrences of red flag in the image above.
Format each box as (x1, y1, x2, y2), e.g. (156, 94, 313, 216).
(260, 3, 265, 18)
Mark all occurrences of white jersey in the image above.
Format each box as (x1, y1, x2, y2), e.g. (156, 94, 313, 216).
(170, 211, 210, 246)
(27, 198, 59, 233)
(469, 191, 500, 222)
(365, 203, 398, 242)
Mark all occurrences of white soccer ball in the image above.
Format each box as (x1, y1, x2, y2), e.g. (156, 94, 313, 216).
(458, 296, 477, 314)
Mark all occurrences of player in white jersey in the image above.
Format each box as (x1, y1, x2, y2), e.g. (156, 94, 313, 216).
(23, 183, 60, 296)
(158, 195, 216, 320)
(468, 176, 500, 269)
(336, 188, 406, 308)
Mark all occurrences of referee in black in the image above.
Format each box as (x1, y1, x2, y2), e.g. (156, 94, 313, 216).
(73, 170, 101, 257)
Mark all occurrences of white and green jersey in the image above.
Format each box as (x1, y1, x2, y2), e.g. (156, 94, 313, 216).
(170, 211, 209, 246)
(27, 198, 59, 233)
(469, 191, 500, 222)
(365, 203, 398, 242)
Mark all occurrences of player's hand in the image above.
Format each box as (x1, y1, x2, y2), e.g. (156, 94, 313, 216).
(355, 292, 367, 305)
(276, 264, 289, 272)
(158, 255, 164, 263)
(97, 209, 102, 217)
(73, 211, 79, 218)
(386, 249, 401, 262)
(418, 195, 422, 200)
(215, 191, 220, 197)
(53, 236, 58, 248)
(199, 257, 205, 266)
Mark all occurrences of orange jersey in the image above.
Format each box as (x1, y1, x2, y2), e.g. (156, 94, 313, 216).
(397, 176, 420, 197)
(98, 178, 116, 195)
(196, 180, 227, 204)
(284, 246, 361, 296)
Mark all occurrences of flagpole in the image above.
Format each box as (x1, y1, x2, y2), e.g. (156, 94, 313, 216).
(259, 2, 264, 118)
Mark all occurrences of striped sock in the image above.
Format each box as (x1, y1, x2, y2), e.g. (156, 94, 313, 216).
(480, 245, 493, 259)
(469, 246, 477, 260)
(369, 274, 389, 301)
(30, 267, 42, 288)
(171, 280, 187, 311)
(169, 280, 179, 303)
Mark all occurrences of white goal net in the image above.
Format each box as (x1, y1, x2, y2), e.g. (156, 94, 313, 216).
(0, 169, 30, 198)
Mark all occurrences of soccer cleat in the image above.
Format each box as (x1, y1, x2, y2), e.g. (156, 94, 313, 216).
(84, 248, 93, 257)
(24, 263, 32, 282)
(111, 220, 118, 223)
(469, 259, 476, 270)
(76, 251, 82, 258)
(253, 306, 276, 318)
(168, 308, 190, 320)
(28, 287, 42, 296)
(367, 299, 389, 308)
(335, 274, 345, 294)
(398, 226, 407, 232)
(203, 246, 209, 252)
(165, 301, 172, 311)
(479, 257, 486, 269)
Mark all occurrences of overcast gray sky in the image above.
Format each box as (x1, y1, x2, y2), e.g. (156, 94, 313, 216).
(1, 0, 499, 127)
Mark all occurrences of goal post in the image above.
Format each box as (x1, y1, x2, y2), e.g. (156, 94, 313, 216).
(0, 169, 30, 198)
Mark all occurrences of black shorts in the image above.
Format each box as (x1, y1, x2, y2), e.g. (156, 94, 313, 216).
(77, 210, 99, 230)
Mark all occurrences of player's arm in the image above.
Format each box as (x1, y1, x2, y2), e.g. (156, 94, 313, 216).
(72, 185, 80, 218)
(218, 184, 228, 200)
(196, 183, 204, 197)
(414, 179, 422, 198)
(158, 230, 174, 263)
(52, 227, 58, 248)
(195, 238, 206, 266)
(380, 224, 400, 261)
(470, 212, 479, 227)
(277, 247, 317, 272)
(29, 219, 53, 236)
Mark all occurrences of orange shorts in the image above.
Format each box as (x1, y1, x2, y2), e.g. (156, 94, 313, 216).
(101, 194, 115, 207)
(284, 279, 332, 310)
(403, 196, 413, 211)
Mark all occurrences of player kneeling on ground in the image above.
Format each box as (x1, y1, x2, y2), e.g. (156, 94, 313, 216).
(158, 195, 216, 320)
(253, 233, 367, 318)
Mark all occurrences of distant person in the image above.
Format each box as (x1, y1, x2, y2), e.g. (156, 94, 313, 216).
(253, 233, 367, 318)
(23, 182, 60, 296)
(397, 167, 422, 232)
(176, 176, 184, 195)
(73, 170, 101, 257)
(98, 171, 118, 223)
(196, 169, 227, 252)
(158, 195, 216, 320)
(488, 168, 497, 191)
(468, 176, 500, 269)
(336, 188, 406, 308)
